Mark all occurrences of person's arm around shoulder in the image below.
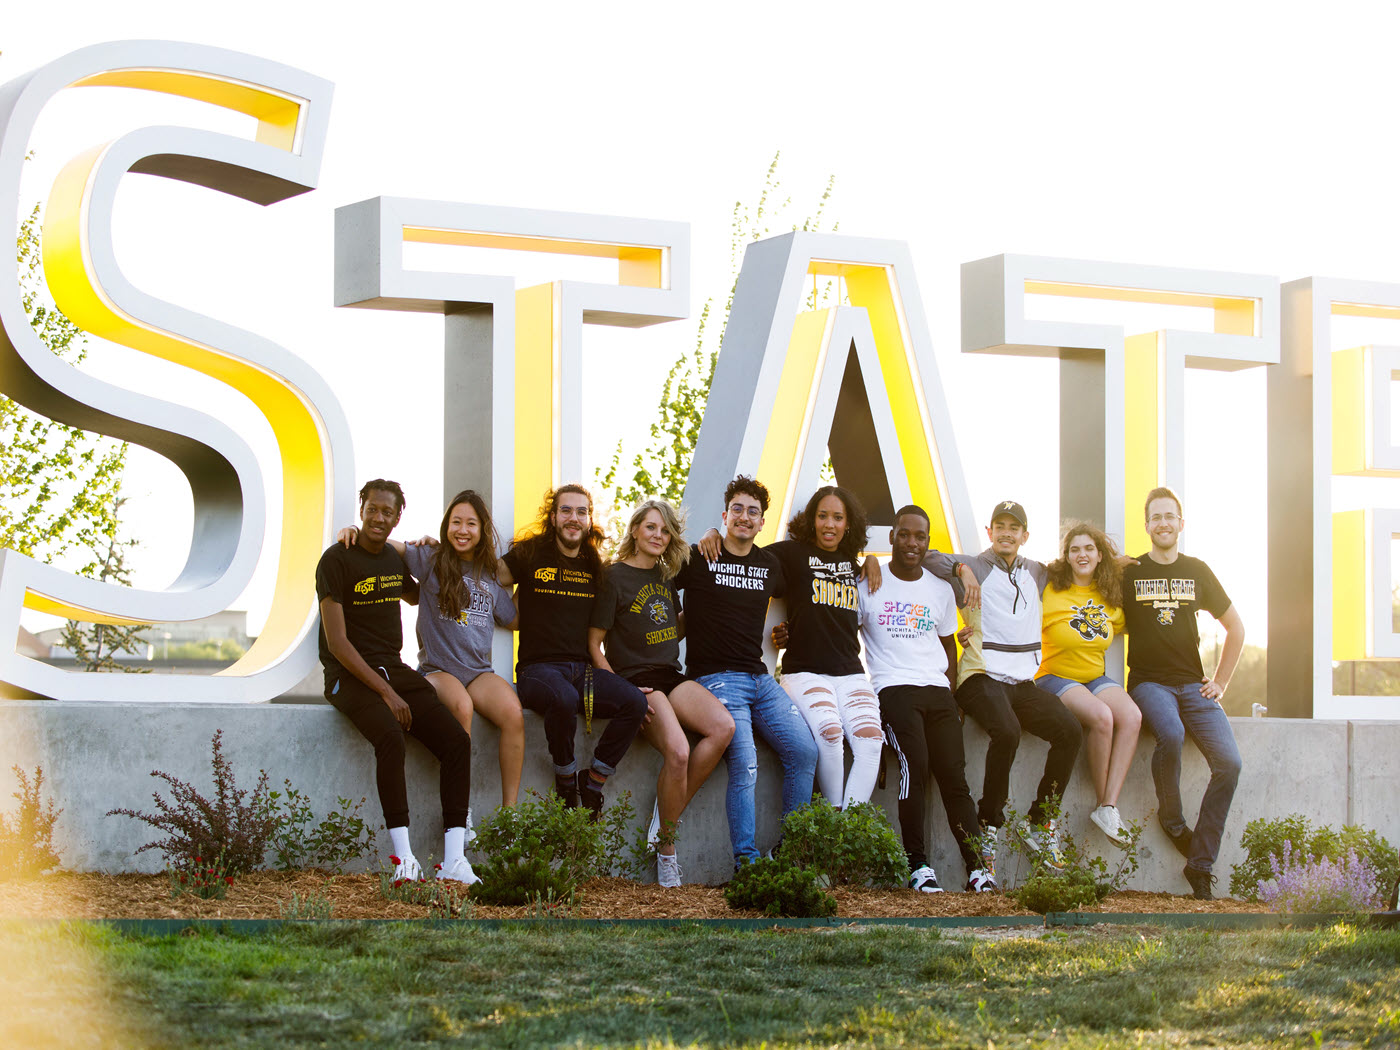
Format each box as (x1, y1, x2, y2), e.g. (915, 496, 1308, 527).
(319, 597, 411, 728)
(925, 551, 981, 609)
(1203, 605, 1245, 702)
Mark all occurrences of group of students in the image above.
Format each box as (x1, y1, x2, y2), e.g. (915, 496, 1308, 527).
(315, 475, 1243, 900)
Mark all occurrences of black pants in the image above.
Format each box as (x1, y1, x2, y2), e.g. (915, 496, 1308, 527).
(326, 662, 471, 829)
(516, 660, 648, 775)
(880, 684, 981, 876)
(955, 673, 1082, 828)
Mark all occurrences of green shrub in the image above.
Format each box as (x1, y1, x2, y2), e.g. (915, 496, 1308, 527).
(0, 765, 63, 879)
(1013, 869, 1104, 914)
(1231, 815, 1399, 902)
(471, 789, 636, 905)
(777, 800, 909, 887)
(256, 782, 378, 872)
(724, 857, 837, 918)
(167, 851, 231, 900)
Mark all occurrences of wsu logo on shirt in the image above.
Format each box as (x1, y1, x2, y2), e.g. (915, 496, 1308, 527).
(534, 567, 558, 583)
(353, 576, 376, 595)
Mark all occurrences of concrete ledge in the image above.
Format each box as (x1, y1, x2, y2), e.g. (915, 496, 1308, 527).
(0, 701, 1395, 893)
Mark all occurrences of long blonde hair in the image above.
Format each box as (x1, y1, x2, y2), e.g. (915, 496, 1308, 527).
(615, 499, 690, 581)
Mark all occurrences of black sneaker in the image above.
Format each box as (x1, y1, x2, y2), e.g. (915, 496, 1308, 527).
(1184, 865, 1216, 900)
(553, 774, 580, 809)
(1164, 821, 1194, 858)
(577, 770, 604, 821)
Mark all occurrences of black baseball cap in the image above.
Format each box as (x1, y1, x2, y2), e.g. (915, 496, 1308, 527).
(989, 501, 1028, 527)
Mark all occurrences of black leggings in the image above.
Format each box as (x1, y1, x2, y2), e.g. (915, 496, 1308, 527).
(955, 673, 1082, 828)
(880, 684, 981, 876)
(326, 662, 471, 828)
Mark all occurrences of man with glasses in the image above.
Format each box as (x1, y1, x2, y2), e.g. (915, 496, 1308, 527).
(1123, 487, 1244, 900)
(674, 475, 819, 867)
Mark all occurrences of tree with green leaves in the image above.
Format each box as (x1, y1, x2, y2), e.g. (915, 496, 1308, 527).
(595, 153, 838, 535)
(5, 202, 148, 669)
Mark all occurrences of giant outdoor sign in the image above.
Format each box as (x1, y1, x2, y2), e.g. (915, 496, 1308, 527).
(0, 42, 1387, 716)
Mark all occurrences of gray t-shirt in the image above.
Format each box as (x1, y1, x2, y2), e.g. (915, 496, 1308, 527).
(403, 544, 516, 684)
(590, 562, 682, 680)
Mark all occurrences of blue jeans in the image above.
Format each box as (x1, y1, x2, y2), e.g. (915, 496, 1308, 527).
(699, 671, 818, 865)
(517, 661, 647, 776)
(1130, 681, 1242, 874)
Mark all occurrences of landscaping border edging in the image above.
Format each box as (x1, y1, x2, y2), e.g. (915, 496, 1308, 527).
(7, 912, 1397, 935)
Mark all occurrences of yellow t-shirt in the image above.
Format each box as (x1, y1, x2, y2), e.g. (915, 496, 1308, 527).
(1037, 584, 1125, 683)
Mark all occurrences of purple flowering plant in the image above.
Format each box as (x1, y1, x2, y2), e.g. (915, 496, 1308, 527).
(1257, 841, 1384, 914)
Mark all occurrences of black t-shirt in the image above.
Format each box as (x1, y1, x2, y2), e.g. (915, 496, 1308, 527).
(502, 541, 599, 668)
(315, 541, 410, 689)
(673, 543, 784, 679)
(591, 562, 682, 679)
(768, 539, 863, 676)
(1122, 553, 1232, 690)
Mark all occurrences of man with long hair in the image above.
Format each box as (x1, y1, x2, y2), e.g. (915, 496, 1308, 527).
(316, 480, 476, 884)
(1123, 487, 1244, 900)
(500, 484, 647, 816)
(676, 475, 818, 867)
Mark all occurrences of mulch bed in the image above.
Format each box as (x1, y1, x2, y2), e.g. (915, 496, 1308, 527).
(0, 872, 1270, 921)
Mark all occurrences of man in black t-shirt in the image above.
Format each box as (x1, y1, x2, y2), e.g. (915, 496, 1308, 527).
(675, 475, 818, 867)
(317, 480, 475, 885)
(500, 484, 646, 817)
(1124, 487, 1244, 900)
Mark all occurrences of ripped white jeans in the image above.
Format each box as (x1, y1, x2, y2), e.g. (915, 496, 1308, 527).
(780, 670, 883, 807)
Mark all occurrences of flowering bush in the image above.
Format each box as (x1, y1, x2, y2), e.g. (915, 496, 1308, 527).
(1257, 841, 1385, 914)
(168, 852, 233, 900)
(1232, 814, 1398, 901)
(378, 857, 472, 918)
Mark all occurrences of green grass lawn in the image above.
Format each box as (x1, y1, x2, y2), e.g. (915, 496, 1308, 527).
(3, 921, 1398, 1048)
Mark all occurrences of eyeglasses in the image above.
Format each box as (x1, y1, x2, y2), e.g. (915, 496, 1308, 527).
(727, 504, 762, 519)
(1147, 513, 1180, 525)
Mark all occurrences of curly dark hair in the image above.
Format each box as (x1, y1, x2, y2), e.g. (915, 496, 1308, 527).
(508, 484, 604, 575)
(1046, 520, 1123, 608)
(358, 478, 404, 513)
(433, 490, 501, 621)
(786, 486, 869, 562)
(723, 475, 770, 514)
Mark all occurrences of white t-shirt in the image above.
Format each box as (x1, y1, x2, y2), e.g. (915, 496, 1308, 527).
(857, 563, 959, 693)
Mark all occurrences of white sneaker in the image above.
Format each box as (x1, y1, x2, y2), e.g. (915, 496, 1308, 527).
(908, 865, 944, 893)
(966, 867, 998, 893)
(1090, 804, 1131, 848)
(657, 851, 682, 888)
(1014, 818, 1066, 871)
(393, 855, 423, 881)
(647, 800, 661, 850)
(437, 856, 481, 885)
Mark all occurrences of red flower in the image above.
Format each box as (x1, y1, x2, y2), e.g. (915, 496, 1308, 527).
(434, 863, 443, 871)
(194, 856, 202, 864)
(389, 855, 401, 865)
(225, 876, 233, 885)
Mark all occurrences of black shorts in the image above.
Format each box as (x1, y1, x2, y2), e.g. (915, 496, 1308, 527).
(627, 667, 690, 695)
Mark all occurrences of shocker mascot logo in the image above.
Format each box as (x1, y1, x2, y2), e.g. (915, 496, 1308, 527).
(1069, 599, 1111, 641)
(1157, 606, 1176, 626)
(647, 597, 669, 625)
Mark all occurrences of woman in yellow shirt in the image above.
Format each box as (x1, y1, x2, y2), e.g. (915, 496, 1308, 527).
(1036, 521, 1141, 848)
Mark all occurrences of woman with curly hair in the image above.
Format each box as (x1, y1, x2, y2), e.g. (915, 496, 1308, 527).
(339, 490, 524, 810)
(1037, 521, 1141, 847)
(587, 499, 734, 887)
(705, 485, 882, 807)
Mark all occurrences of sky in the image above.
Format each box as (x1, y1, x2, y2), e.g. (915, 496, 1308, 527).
(9, 0, 1400, 698)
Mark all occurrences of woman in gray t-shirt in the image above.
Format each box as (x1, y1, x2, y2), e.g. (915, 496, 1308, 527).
(342, 490, 523, 808)
(587, 499, 734, 888)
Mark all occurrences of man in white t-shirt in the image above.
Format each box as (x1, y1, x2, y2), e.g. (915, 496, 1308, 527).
(858, 505, 994, 894)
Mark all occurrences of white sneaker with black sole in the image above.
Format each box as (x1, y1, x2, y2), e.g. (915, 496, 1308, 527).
(437, 856, 480, 885)
(1014, 818, 1066, 871)
(1090, 804, 1131, 848)
(966, 867, 998, 893)
(908, 865, 944, 893)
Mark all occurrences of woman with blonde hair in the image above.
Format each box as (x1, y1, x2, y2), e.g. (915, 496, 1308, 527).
(1037, 520, 1141, 847)
(588, 498, 734, 888)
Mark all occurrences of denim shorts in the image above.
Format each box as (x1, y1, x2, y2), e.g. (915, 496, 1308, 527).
(1035, 672, 1119, 698)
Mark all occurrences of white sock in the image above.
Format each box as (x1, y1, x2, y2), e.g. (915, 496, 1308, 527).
(444, 825, 466, 863)
(389, 825, 414, 863)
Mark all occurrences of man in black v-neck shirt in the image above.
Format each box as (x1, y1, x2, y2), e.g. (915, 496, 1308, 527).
(675, 475, 818, 867)
(500, 484, 646, 816)
(317, 480, 474, 884)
